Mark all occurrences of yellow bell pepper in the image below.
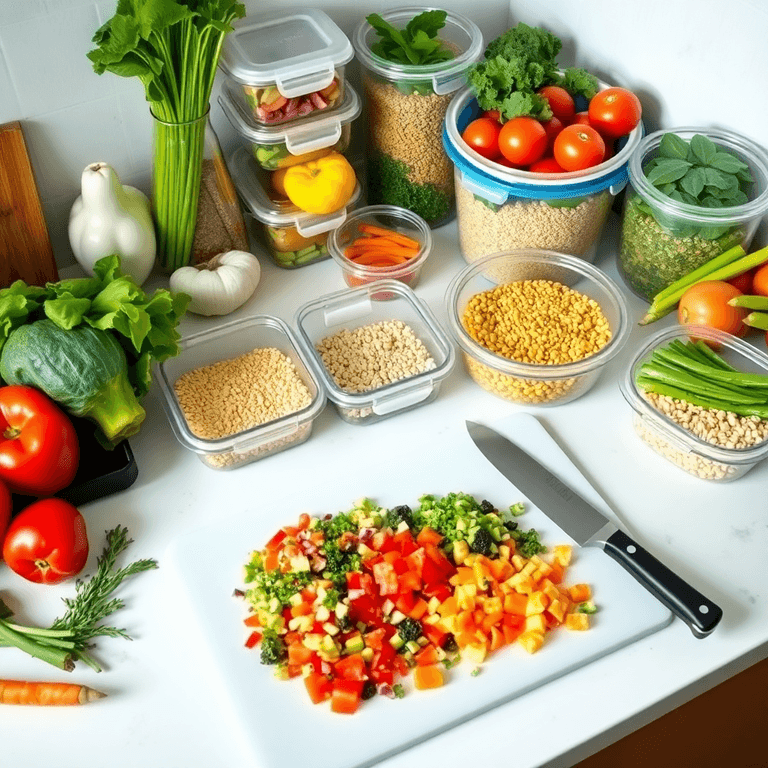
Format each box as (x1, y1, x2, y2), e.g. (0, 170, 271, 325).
(283, 152, 356, 215)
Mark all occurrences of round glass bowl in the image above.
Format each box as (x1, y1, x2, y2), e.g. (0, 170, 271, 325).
(328, 205, 432, 289)
(445, 250, 631, 405)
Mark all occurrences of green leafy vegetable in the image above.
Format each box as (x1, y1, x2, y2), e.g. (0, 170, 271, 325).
(467, 23, 598, 121)
(0, 254, 188, 402)
(367, 10, 454, 66)
(87, 0, 246, 270)
(0, 526, 158, 672)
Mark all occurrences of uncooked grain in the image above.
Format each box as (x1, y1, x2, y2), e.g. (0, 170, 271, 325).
(455, 178, 612, 263)
(364, 75, 454, 191)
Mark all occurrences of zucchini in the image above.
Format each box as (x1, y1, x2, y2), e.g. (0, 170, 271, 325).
(0, 319, 146, 443)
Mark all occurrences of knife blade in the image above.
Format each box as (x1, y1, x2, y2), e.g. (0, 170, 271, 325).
(466, 421, 722, 638)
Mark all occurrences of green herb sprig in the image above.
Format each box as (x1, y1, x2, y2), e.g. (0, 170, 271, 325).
(367, 10, 454, 66)
(0, 526, 158, 672)
(640, 132, 754, 239)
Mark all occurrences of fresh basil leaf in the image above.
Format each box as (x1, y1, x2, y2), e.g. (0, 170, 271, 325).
(736, 166, 754, 184)
(701, 195, 725, 208)
(690, 134, 717, 165)
(709, 151, 749, 175)
(405, 9, 447, 40)
(703, 167, 730, 190)
(680, 166, 706, 198)
(646, 158, 692, 186)
(658, 132, 690, 160)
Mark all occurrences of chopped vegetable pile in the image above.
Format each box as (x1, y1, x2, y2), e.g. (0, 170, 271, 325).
(238, 493, 594, 714)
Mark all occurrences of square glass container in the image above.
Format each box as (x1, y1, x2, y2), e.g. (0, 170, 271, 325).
(156, 315, 326, 470)
(229, 146, 362, 268)
(219, 80, 361, 171)
(294, 280, 455, 424)
(218, 8, 354, 127)
(620, 324, 768, 482)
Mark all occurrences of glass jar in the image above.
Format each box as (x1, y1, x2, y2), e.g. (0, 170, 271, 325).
(352, 8, 483, 228)
(618, 127, 768, 302)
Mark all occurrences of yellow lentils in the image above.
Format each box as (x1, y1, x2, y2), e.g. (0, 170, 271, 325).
(461, 279, 612, 404)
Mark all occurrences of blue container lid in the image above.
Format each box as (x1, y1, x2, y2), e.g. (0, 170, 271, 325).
(443, 88, 642, 204)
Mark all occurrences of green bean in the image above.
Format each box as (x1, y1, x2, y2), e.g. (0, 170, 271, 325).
(653, 347, 768, 388)
(743, 311, 768, 331)
(729, 295, 768, 310)
(689, 340, 737, 372)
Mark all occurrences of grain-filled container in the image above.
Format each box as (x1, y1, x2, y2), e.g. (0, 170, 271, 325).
(229, 146, 363, 268)
(620, 325, 768, 481)
(219, 79, 361, 171)
(618, 127, 768, 301)
(218, 9, 354, 127)
(353, 8, 483, 227)
(445, 250, 630, 406)
(443, 86, 643, 264)
(295, 280, 455, 424)
(156, 315, 325, 470)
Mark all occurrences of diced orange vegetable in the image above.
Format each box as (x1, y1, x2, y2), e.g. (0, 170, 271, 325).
(414, 644, 440, 666)
(287, 643, 313, 666)
(357, 223, 421, 249)
(565, 613, 591, 631)
(414, 664, 444, 690)
(568, 583, 592, 603)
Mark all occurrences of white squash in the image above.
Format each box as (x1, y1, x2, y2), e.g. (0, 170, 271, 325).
(170, 250, 261, 316)
(68, 162, 156, 285)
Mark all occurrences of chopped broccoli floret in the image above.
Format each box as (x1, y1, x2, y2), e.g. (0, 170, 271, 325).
(322, 588, 340, 610)
(511, 527, 547, 558)
(470, 528, 494, 556)
(259, 629, 286, 665)
(397, 617, 422, 643)
(385, 504, 414, 530)
(392, 683, 405, 699)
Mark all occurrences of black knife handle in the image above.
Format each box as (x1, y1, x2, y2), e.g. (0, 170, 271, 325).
(604, 529, 723, 638)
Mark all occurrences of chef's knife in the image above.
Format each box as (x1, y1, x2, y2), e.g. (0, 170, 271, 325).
(466, 421, 722, 638)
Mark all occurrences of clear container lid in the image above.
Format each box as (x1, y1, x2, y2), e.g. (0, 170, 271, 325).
(229, 146, 362, 236)
(156, 314, 326, 457)
(219, 80, 361, 154)
(353, 7, 483, 95)
(620, 324, 768, 467)
(294, 280, 455, 415)
(219, 8, 354, 94)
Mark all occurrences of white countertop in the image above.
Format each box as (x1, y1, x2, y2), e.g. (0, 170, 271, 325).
(2, 213, 767, 768)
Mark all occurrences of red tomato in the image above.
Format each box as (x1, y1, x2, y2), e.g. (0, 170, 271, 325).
(498, 117, 548, 166)
(540, 116, 564, 146)
(537, 85, 576, 122)
(528, 156, 565, 174)
(752, 263, 768, 297)
(0, 386, 79, 497)
(571, 111, 591, 126)
(553, 124, 606, 171)
(588, 87, 642, 138)
(678, 281, 748, 337)
(461, 117, 502, 159)
(2, 498, 88, 584)
(727, 268, 755, 294)
(482, 109, 502, 123)
(0, 479, 10, 542)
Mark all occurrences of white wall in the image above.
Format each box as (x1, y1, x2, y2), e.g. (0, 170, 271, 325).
(1, 0, 766, 270)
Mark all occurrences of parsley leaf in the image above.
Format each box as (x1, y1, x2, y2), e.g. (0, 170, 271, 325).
(367, 10, 454, 67)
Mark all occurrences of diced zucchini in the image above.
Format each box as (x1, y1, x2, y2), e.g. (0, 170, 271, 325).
(405, 640, 420, 654)
(344, 634, 365, 654)
(390, 633, 405, 650)
(389, 610, 406, 624)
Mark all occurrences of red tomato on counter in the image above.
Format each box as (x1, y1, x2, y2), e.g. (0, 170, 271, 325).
(2, 498, 88, 584)
(461, 117, 502, 159)
(678, 281, 748, 338)
(588, 87, 642, 137)
(0, 386, 79, 497)
(553, 124, 605, 171)
(537, 85, 576, 123)
(0, 479, 11, 542)
(498, 117, 548, 166)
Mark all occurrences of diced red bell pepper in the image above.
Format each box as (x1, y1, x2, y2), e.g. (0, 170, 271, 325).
(331, 679, 363, 714)
(414, 644, 440, 666)
(404, 547, 426, 576)
(265, 529, 287, 552)
(392, 529, 418, 555)
(421, 582, 452, 603)
(398, 569, 422, 593)
(245, 631, 262, 648)
(305, 672, 333, 704)
(416, 526, 443, 547)
(372, 561, 399, 595)
(395, 591, 416, 615)
(334, 653, 367, 681)
(422, 623, 448, 649)
(287, 643, 313, 666)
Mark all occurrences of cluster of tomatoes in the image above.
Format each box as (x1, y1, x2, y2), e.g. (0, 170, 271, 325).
(681, 263, 768, 341)
(0, 386, 87, 585)
(461, 85, 642, 173)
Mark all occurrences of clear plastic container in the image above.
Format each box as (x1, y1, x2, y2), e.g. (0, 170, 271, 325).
(219, 80, 361, 170)
(295, 280, 455, 424)
(618, 127, 768, 301)
(229, 146, 362, 268)
(445, 250, 630, 406)
(620, 325, 768, 482)
(219, 9, 353, 127)
(443, 84, 643, 265)
(328, 205, 432, 290)
(156, 315, 326, 470)
(353, 8, 483, 227)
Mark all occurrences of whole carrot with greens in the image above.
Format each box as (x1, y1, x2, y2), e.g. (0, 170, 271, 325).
(87, 0, 246, 271)
(0, 680, 105, 706)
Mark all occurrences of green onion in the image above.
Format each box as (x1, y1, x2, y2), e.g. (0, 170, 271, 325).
(88, 0, 246, 271)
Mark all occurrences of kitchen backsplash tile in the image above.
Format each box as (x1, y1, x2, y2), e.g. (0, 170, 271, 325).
(0, 46, 21, 124)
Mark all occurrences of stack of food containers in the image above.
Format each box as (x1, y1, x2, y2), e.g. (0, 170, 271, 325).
(218, 8, 362, 268)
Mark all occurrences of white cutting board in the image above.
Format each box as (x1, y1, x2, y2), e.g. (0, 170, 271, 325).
(166, 413, 672, 768)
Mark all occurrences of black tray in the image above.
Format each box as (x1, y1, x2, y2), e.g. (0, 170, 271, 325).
(12, 416, 139, 510)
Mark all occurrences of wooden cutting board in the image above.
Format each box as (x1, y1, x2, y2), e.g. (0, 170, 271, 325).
(0, 121, 58, 286)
